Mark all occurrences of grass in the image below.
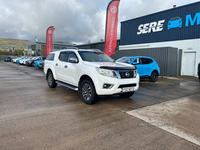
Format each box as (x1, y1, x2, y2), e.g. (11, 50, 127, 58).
(0, 38, 28, 50)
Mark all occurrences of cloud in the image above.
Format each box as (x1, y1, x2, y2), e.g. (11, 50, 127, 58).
(0, 0, 198, 44)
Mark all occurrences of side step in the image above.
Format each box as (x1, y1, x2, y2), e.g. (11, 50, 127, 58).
(56, 81, 78, 91)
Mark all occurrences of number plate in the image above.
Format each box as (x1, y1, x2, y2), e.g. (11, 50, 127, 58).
(122, 87, 135, 92)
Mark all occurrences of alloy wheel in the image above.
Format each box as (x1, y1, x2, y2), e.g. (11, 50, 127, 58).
(82, 83, 92, 101)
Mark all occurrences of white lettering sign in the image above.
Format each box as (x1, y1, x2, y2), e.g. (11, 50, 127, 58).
(137, 20, 165, 35)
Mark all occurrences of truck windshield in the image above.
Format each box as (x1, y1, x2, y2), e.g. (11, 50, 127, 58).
(78, 51, 114, 62)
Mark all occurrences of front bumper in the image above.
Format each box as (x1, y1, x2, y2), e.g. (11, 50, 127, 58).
(94, 74, 140, 95)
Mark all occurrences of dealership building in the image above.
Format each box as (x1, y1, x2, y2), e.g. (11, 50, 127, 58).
(118, 1, 200, 77)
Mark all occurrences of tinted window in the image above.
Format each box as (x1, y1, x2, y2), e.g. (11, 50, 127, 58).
(59, 52, 68, 62)
(78, 51, 113, 62)
(141, 58, 153, 64)
(46, 53, 55, 61)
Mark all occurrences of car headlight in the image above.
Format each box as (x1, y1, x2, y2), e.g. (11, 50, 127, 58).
(134, 69, 138, 78)
(96, 67, 117, 78)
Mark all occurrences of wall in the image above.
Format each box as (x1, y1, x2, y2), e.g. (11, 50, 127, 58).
(41, 45, 46, 57)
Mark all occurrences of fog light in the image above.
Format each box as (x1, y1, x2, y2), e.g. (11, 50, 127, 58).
(103, 84, 114, 89)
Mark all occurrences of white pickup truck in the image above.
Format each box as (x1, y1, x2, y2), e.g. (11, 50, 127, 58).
(44, 47, 139, 104)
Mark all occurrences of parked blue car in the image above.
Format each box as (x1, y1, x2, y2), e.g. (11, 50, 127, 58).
(116, 56, 160, 82)
(34, 60, 45, 69)
(168, 17, 182, 30)
(16, 57, 29, 63)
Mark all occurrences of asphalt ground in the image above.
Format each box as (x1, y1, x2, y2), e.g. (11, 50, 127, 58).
(0, 62, 200, 150)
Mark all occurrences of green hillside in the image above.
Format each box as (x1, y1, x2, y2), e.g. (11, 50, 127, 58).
(0, 38, 28, 50)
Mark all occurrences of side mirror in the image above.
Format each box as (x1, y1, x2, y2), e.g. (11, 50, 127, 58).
(137, 58, 139, 64)
(69, 57, 78, 63)
(132, 62, 137, 65)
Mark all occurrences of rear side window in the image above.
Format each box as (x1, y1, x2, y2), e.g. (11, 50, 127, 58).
(46, 53, 55, 61)
(141, 58, 153, 64)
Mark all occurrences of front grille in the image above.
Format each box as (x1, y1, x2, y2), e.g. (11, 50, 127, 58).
(119, 70, 134, 78)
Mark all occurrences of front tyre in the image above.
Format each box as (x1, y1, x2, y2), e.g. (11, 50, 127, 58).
(119, 92, 135, 98)
(80, 79, 97, 105)
(150, 71, 158, 82)
(47, 71, 57, 88)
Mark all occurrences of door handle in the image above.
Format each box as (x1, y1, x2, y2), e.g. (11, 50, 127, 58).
(56, 63, 58, 66)
(64, 65, 68, 68)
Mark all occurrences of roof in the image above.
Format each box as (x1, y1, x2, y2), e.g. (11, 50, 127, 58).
(52, 48, 102, 53)
(121, 56, 153, 59)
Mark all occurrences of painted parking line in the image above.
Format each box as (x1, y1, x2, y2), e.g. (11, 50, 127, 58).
(127, 96, 200, 146)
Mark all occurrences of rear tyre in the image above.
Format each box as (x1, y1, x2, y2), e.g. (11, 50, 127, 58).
(47, 71, 57, 88)
(150, 71, 158, 82)
(119, 92, 135, 98)
(80, 79, 97, 105)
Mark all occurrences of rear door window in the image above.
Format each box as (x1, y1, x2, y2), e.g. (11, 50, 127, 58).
(46, 53, 55, 61)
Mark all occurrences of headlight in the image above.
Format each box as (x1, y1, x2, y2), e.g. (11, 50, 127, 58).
(96, 67, 117, 78)
(134, 69, 138, 78)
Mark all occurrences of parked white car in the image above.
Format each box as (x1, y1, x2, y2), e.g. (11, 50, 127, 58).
(21, 57, 36, 65)
(20, 57, 33, 65)
(12, 57, 24, 63)
(44, 47, 140, 104)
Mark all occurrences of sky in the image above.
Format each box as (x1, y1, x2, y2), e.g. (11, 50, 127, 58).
(0, 0, 199, 44)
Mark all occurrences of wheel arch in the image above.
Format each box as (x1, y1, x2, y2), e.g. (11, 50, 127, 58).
(78, 75, 96, 93)
(151, 69, 159, 76)
(46, 69, 53, 80)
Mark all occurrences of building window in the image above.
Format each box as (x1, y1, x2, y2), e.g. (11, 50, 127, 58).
(54, 45, 60, 49)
